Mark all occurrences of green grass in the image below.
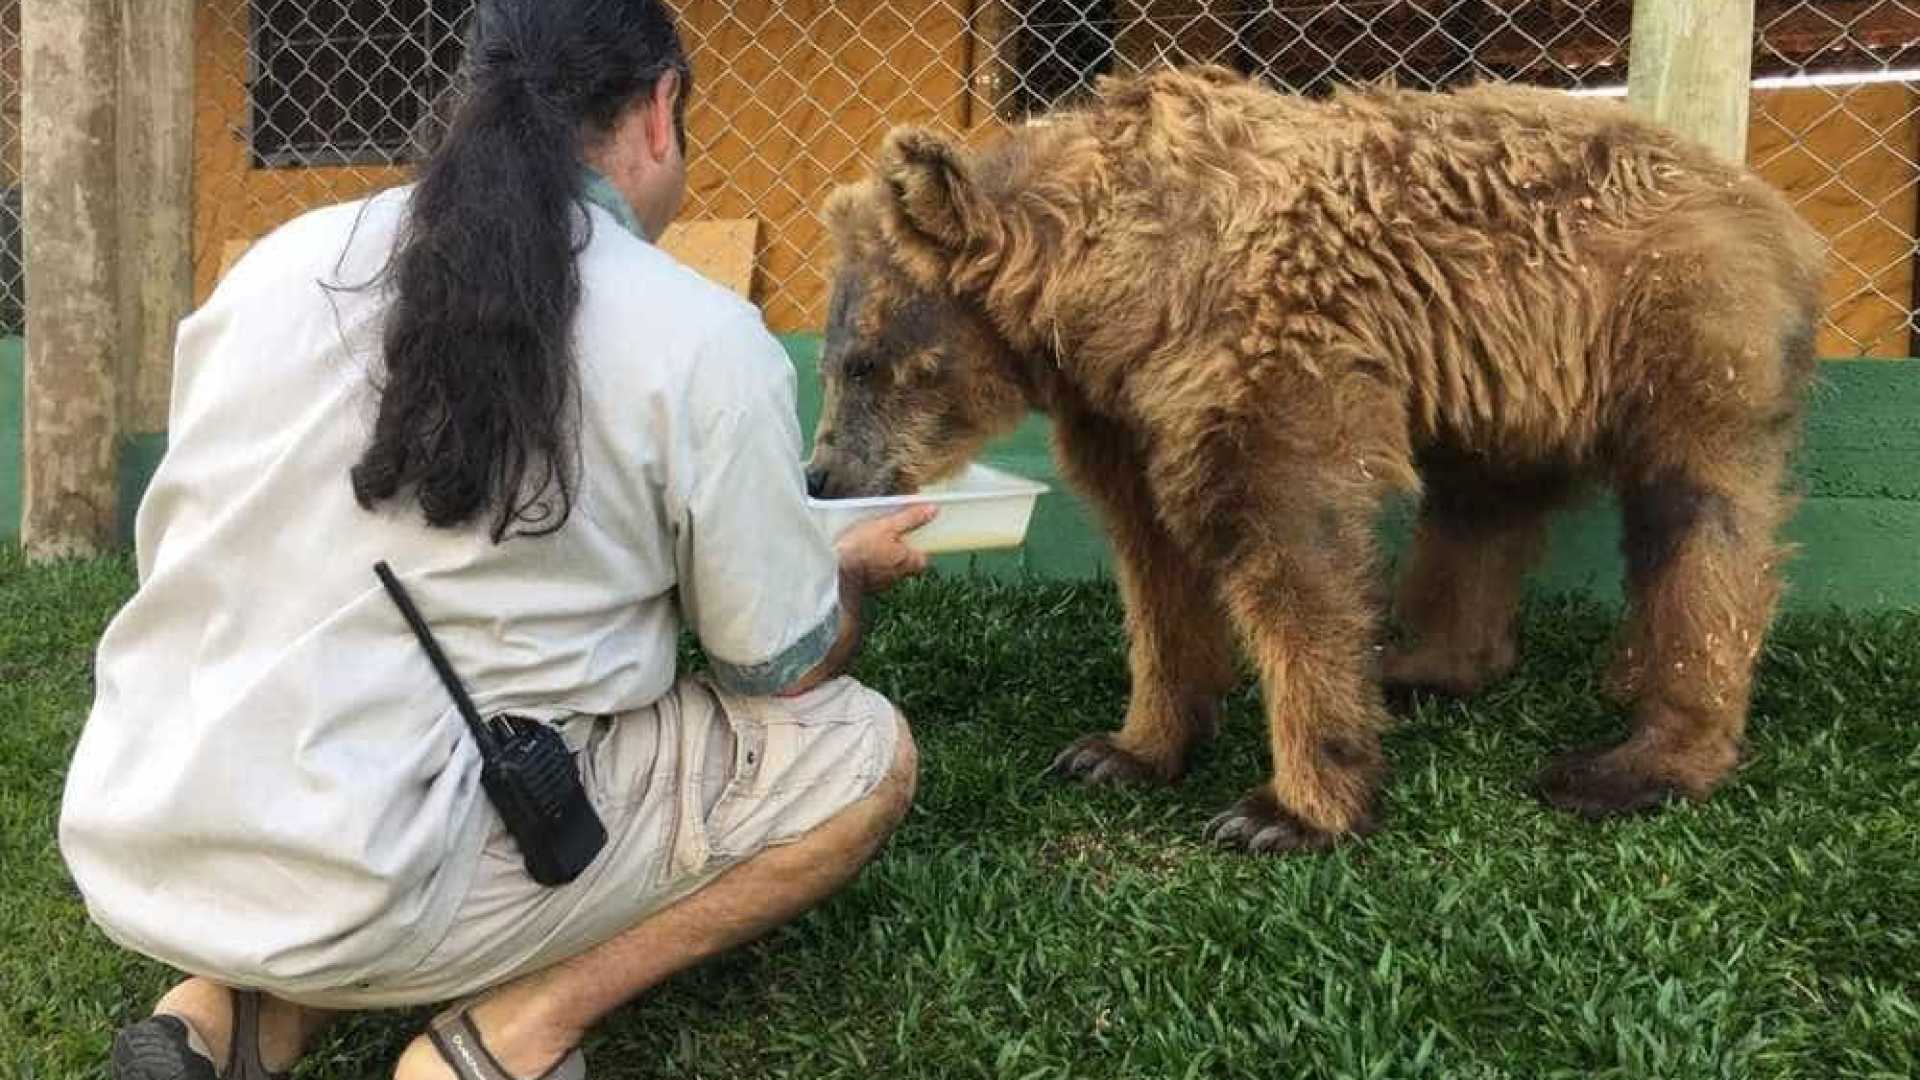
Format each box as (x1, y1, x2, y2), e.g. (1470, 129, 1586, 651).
(4, 547, 1918, 1079)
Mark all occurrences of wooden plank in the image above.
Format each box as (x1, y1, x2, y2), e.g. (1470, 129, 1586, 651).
(657, 218, 760, 300)
(1627, 0, 1757, 162)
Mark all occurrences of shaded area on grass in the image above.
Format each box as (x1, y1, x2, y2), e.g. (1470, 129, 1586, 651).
(3, 550, 1917, 1079)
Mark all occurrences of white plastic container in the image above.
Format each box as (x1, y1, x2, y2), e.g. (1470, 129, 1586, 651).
(808, 463, 1049, 554)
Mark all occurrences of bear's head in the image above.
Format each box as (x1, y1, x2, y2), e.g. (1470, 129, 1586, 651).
(803, 128, 1031, 500)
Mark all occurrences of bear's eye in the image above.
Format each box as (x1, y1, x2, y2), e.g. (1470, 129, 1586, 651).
(844, 355, 878, 382)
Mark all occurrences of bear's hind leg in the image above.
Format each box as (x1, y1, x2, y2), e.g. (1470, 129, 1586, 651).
(1537, 445, 1793, 817)
(1383, 462, 1575, 700)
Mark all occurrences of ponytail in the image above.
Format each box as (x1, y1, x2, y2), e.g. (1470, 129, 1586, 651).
(352, 0, 689, 541)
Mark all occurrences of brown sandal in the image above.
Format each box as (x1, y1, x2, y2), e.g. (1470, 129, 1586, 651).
(110, 988, 288, 1080)
(427, 1003, 586, 1080)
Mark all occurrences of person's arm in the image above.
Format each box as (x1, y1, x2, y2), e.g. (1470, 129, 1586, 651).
(671, 317, 932, 698)
(778, 505, 936, 697)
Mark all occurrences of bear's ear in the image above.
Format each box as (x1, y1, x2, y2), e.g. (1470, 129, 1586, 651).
(822, 182, 867, 243)
(877, 127, 982, 252)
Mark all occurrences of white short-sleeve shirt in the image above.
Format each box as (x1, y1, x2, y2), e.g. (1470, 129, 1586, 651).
(57, 184, 841, 995)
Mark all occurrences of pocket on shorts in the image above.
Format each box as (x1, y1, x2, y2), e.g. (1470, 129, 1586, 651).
(699, 678, 896, 863)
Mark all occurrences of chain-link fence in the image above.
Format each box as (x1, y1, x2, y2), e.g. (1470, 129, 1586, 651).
(193, 0, 462, 303)
(2, 1, 22, 338)
(7, 3, 1917, 354)
(1749, 1, 1920, 355)
(669, 0, 1632, 332)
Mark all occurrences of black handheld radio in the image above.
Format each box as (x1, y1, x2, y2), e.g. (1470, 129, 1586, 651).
(374, 561, 606, 887)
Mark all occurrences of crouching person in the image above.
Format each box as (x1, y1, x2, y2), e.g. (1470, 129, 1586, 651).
(58, 3, 932, 1077)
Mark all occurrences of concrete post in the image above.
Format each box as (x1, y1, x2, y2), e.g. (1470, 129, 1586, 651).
(118, 0, 195, 435)
(1626, 0, 1757, 163)
(21, 0, 121, 559)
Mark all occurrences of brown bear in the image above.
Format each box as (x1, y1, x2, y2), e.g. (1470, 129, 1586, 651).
(804, 66, 1825, 853)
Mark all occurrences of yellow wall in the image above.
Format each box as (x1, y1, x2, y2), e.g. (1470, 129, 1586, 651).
(675, 0, 973, 330)
(190, 0, 975, 332)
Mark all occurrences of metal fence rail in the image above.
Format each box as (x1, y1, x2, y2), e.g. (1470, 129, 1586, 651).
(5, 2, 1918, 354)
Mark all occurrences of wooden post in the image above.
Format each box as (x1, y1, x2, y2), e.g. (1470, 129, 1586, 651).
(1626, 0, 1756, 163)
(21, 0, 121, 558)
(118, 0, 195, 436)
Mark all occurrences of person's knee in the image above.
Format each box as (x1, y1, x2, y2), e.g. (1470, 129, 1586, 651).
(878, 710, 918, 819)
(851, 709, 916, 837)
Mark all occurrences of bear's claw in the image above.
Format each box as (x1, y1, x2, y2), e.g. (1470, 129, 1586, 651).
(1202, 789, 1343, 854)
(1045, 734, 1169, 787)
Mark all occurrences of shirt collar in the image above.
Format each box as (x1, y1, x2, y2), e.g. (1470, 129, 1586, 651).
(579, 166, 647, 239)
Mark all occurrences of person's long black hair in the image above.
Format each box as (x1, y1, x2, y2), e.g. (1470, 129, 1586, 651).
(352, 0, 689, 541)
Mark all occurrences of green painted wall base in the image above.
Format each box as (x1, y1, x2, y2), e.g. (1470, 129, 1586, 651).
(0, 337, 167, 551)
(782, 335, 1920, 611)
(118, 433, 167, 543)
(0, 339, 20, 540)
(4, 334, 1917, 610)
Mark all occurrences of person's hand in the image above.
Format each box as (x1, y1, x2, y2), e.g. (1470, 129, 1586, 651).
(836, 504, 938, 593)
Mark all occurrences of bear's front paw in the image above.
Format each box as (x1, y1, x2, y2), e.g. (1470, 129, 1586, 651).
(1535, 745, 1680, 819)
(1045, 734, 1174, 787)
(1202, 788, 1353, 854)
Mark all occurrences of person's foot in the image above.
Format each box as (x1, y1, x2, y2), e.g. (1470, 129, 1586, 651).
(121, 979, 326, 1076)
(392, 996, 582, 1079)
(111, 1015, 217, 1079)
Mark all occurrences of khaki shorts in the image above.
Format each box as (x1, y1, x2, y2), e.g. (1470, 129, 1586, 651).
(314, 675, 900, 1009)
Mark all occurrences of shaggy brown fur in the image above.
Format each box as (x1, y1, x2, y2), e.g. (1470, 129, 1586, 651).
(806, 66, 1825, 852)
